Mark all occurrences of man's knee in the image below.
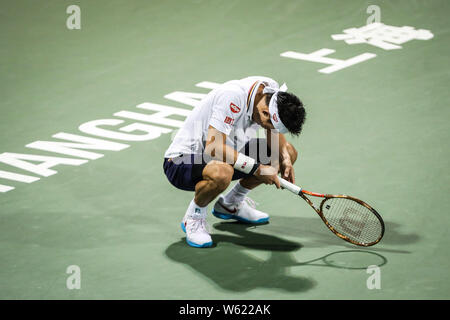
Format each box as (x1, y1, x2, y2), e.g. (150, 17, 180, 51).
(203, 161, 233, 191)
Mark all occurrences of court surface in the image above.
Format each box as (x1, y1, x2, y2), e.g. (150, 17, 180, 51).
(1, 0, 449, 299)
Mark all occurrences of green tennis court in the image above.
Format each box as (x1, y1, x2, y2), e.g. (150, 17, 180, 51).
(1, 0, 449, 299)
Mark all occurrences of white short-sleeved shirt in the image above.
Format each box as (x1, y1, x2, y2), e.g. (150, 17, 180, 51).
(164, 76, 280, 158)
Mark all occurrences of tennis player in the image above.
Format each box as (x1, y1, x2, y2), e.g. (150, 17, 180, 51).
(163, 76, 306, 247)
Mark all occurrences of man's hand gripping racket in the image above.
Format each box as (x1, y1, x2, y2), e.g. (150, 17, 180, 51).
(278, 177, 385, 247)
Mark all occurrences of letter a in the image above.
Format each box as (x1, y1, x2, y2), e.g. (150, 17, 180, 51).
(66, 265, 81, 290)
(66, 5, 81, 30)
(366, 265, 381, 289)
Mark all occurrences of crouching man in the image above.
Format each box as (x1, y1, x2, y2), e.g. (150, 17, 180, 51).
(163, 76, 306, 247)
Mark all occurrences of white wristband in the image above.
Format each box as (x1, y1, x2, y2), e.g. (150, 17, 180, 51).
(234, 153, 256, 174)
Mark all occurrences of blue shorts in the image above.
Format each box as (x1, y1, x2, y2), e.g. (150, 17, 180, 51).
(163, 138, 271, 192)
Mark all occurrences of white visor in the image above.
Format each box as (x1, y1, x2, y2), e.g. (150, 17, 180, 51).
(264, 83, 288, 134)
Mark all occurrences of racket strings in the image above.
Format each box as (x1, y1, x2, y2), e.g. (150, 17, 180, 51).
(321, 197, 383, 245)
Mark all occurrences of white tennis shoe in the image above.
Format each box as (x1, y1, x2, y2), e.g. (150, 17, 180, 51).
(212, 195, 269, 224)
(181, 209, 213, 248)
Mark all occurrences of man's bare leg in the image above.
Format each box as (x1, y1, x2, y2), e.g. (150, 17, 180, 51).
(213, 143, 298, 224)
(194, 161, 234, 207)
(181, 161, 234, 248)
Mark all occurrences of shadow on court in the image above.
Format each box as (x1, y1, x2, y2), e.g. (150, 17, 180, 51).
(165, 222, 317, 293)
(266, 216, 420, 248)
(293, 250, 388, 270)
(164, 220, 393, 292)
(164, 212, 419, 292)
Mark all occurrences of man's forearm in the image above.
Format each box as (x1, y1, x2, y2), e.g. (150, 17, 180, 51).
(204, 141, 238, 165)
(205, 126, 238, 165)
(268, 130, 291, 163)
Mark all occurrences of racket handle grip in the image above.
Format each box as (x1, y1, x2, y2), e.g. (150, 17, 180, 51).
(279, 177, 302, 195)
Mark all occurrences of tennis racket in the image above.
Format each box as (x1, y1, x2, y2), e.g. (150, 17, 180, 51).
(279, 177, 385, 247)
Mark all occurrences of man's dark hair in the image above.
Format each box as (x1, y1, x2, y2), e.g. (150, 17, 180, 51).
(266, 92, 306, 136)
